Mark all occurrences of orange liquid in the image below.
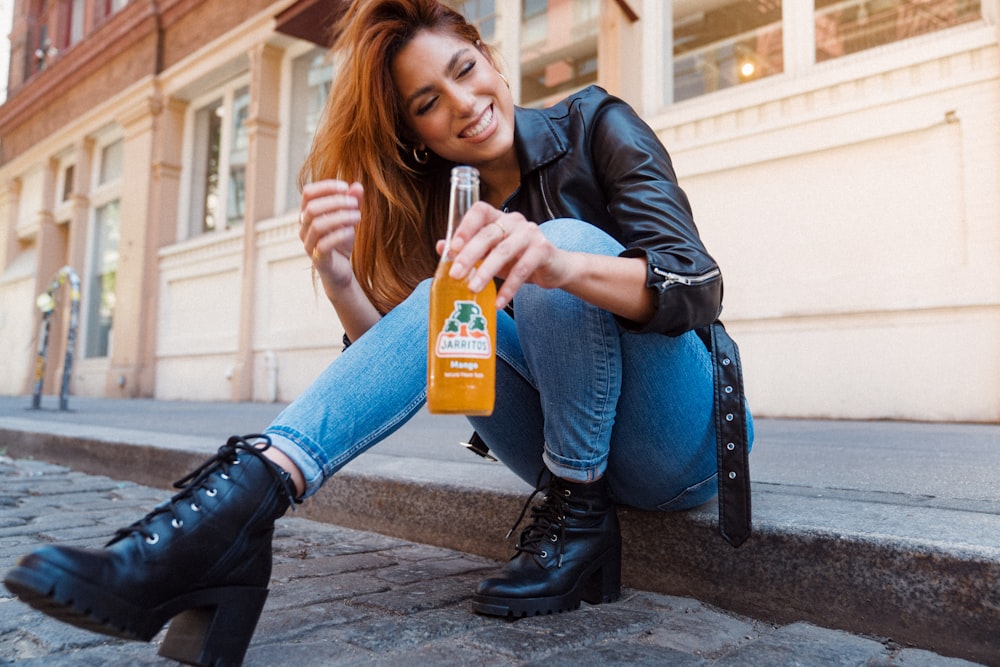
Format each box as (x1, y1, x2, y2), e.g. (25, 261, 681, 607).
(427, 260, 496, 415)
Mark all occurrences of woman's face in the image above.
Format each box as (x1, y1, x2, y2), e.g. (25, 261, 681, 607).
(393, 29, 516, 173)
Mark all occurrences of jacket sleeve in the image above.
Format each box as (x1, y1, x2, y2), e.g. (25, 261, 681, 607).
(590, 97, 723, 336)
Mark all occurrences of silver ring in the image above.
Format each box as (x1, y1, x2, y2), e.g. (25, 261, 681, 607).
(492, 220, 508, 238)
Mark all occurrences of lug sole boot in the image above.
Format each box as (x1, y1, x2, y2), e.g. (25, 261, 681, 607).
(472, 474, 621, 618)
(3, 434, 298, 667)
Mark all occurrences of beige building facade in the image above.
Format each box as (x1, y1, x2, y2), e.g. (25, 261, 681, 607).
(0, 0, 997, 422)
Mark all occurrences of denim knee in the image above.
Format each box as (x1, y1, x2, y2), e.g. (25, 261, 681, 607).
(539, 218, 624, 256)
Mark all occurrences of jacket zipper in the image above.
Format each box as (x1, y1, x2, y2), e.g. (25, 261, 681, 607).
(652, 267, 721, 289)
(539, 171, 557, 219)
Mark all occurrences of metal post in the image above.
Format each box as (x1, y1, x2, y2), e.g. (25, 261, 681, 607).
(30, 266, 81, 411)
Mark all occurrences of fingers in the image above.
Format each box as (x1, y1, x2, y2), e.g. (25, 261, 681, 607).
(446, 202, 513, 278)
(446, 203, 554, 308)
(299, 180, 363, 260)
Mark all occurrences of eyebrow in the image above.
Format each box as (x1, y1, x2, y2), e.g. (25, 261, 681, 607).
(404, 47, 470, 111)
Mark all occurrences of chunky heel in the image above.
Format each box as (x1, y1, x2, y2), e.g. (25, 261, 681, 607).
(158, 586, 269, 667)
(581, 545, 622, 605)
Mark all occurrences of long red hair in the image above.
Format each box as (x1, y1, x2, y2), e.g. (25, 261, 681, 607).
(300, 0, 496, 314)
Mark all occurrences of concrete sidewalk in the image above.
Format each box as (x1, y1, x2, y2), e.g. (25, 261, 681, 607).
(1, 395, 999, 665)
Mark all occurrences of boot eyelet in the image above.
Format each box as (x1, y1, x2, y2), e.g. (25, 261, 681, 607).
(550, 535, 558, 542)
(146, 533, 160, 545)
(220, 473, 230, 480)
(190, 503, 201, 512)
(206, 488, 218, 497)
(540, 550, 548, 558)
(171, 518, 183, 528)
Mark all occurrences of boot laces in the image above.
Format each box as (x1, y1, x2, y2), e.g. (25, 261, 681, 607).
(505, 472, 571, 567)
(107, 434, 297, 547)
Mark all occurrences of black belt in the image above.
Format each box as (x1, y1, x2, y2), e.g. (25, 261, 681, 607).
(463, 319, 752, 548)
(702, 320, 751, 547)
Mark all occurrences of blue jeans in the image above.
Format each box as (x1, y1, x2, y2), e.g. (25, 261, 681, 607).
(265, 219, 752, 511)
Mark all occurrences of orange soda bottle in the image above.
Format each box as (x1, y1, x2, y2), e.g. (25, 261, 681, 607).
(427, 166, 496, 415)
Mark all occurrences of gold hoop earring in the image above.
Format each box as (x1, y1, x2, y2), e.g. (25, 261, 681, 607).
(413, 146, 429, 165)
(498, 72, 510, 89)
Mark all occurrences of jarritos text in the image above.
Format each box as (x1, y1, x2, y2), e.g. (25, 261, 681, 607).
(434, 300, 492, 359)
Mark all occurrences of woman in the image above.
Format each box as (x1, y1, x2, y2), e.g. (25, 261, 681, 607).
(4, 0, 753, 664)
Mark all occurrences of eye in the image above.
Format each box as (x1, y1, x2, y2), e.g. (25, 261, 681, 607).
(458, 60, 476, 78)
(415, 96, 437, 116)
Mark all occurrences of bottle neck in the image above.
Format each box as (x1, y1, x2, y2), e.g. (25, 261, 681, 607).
(441, 167, 480, 261)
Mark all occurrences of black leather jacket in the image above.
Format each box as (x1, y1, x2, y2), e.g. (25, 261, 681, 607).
(503, 85, 722, 337)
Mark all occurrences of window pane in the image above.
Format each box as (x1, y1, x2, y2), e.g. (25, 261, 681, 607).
(520, 0, 599, 107)
(442, 0, 497, 41)
(62, 165, 75, 202)
(85, 200, 120, 358)
(69, 0, 85, 45)
(287, 49, 333, 211)
(815, 0, 981, 62)
(99, 140, 123, 185)
(673, 0, 783, 103)
(226, 87, 249, 228)
(193, 100, 223, 233)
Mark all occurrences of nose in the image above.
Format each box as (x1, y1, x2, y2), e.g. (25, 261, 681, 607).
(448, 83, 477, 116)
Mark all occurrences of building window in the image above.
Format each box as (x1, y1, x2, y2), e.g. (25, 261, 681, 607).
(102, 0, 127, 17)
(61, 164, 75, 202)
(815, 0, 982, 62)
(443, 0, 497, 41)
(287, 49, 333, 211)
(85, 200, 119, 357)
(60, 0, 85, 47)
(188, 84, 249, 235)
(673, 0, 784, 103)
(520, 0, 599, 107)
(85, 139, 122, 359)
(227, 89, 249, 228)
(27, 0, 53, 75)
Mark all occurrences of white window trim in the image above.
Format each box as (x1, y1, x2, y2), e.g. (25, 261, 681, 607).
(177, 73, 252, 241)
(82, 132, 123, 359)
(658, 0, 996, 116)
(276, 40, 326, 219)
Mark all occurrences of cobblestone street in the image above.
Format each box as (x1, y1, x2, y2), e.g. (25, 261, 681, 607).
(0, 455, 984, 666)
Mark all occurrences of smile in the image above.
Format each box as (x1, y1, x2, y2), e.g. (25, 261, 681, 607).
(460, 105, 494, 139)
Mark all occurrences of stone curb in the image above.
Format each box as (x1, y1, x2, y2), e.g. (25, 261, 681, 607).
(3, 426, 997, 665)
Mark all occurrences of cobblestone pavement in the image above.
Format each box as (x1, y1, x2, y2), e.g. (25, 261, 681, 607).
(0, 456, 985, 666)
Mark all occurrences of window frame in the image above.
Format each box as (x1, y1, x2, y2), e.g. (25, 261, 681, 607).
(281, 44, 335, 214)
(178, 74, 253, 240)
(82, 134, 123, 359)
(662, 0, 992, 109)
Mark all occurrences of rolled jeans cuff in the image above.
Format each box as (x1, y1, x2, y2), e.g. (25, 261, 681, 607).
(542, 449, 609, 483)
(265, 430, 326, 499)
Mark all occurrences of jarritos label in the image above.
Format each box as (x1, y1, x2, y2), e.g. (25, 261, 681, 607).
(434, 300, 492, 359)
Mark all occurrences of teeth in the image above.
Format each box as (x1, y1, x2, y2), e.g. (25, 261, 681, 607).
(463, 106, 493, 138)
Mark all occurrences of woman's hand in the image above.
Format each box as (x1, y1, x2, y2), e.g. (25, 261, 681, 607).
(440, 201, 571, 310)
(300, 179, 382, 340)
(299, 180, 364, 290)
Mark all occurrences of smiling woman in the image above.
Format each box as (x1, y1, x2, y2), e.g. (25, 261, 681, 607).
(3, 0, 752, 663)
(391, 31, 518, 204)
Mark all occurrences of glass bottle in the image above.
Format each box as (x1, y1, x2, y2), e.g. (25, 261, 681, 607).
(427, 166, 496, 415)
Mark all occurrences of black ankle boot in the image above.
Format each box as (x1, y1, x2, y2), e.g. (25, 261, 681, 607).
(3, 434, 298, 667)
(472, 473, 621, 617)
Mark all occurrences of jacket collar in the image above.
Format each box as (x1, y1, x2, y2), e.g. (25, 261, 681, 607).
(513, 105, 567, 176)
